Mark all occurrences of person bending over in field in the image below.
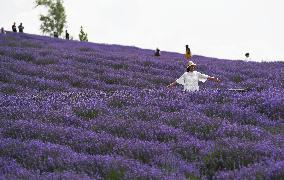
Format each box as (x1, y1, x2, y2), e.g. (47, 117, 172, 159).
(167, 61, 220, 92)
(154, 48, 161, 56)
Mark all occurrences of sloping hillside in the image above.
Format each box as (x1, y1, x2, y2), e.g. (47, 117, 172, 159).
(0, 32, 283, 179)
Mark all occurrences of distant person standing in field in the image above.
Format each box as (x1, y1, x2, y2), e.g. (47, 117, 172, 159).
(167, 61, 220, 92)
(12, 22, 17, 32)
(18, 23, 24, 33)
(245, 52, 250, 62)
(154, 48, 161, 56)
(65, 30, 69, 40)
(185, 45, 192, 60)
(1, 27, 5, 34)
(54, 31, 58, 38)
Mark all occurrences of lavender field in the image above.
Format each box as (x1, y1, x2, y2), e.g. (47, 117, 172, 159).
(0, 32, 283, 179)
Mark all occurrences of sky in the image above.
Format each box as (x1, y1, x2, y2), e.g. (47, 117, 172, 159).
(1, 0, 284, 61)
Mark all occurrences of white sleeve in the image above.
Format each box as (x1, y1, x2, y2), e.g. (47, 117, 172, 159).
(176, 73, 186, 85)
(197, 72, 209, 83)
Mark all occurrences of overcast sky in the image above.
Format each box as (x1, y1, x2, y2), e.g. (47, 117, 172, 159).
(1, 0, 284, 61)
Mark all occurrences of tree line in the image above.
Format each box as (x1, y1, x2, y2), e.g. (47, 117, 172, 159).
(35, 0, 88, 41)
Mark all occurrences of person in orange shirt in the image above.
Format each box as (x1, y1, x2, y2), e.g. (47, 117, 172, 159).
(185, 45, 191, 60)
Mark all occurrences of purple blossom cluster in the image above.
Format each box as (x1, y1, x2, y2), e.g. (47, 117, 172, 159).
(0, 32, 283, 179)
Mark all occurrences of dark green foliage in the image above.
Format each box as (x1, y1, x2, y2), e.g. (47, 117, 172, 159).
(203, 105, 233, 119)
(129, 108, 160, 122)
(111, 63, 129, 70)
(174, 146, 200, 162)
(104, 77, 120, 85)
(7, 42, 18, 47)
(70, 80, 89, 88)
(12, 52, 35, 62)
(264, 125, 284, 135)
(33, 57, 58, 65)
(185, 173, 198, 180)
(0, 50, 4, 56)
(74, 108, 101, 120)
(165, 117, 181, 128)
(150, 76, 170, 86)
(21, 41, 43, 49)
(232, 75, 243, 83)
(108, 98, 127, 108)
(200, 149, 259, 178)
(143, 61, 154, 67)
(35, 0, 67, 36)
(79, 47, 93, 52)
(160, 105, 181, 113)
(105, 168, 125, 180)
(216, 95, 231, 104)
(1, 86, 17, 94)
(0, 70, 12, 83)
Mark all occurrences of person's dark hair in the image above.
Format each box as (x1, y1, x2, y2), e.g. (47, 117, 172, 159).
(186, 66, 192, 72)
(186, 65, 196, 72)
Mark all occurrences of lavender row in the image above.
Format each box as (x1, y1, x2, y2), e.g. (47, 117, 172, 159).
(0, 137, 178, 179)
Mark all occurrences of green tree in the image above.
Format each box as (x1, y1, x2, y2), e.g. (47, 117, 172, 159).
(79, 26, 88, 42)
(35, 0, 67, 36)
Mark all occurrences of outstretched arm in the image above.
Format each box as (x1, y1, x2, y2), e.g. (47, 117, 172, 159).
(207, 76, 221, 83)
(167, 81, 177, 88)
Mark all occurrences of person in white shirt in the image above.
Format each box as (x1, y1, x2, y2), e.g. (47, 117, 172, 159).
(244, 52, 250, 62)
(167, 61, 220, 91)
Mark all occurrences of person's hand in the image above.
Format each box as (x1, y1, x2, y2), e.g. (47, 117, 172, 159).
(167, 83, 174, 88)
(167, 81, 177, 88)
